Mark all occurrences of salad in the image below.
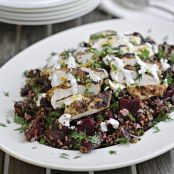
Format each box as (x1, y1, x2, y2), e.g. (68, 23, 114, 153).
(14, 30, 174, 153)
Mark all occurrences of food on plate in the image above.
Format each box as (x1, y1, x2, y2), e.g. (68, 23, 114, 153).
(14, 30, 174, 153)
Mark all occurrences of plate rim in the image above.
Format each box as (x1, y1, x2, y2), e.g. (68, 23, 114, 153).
(1, 18, 174, 171)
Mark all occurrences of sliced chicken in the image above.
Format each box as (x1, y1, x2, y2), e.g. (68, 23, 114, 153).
(48, 81, 101, 109)
(74, 51, 94, 67)
(127, 85, 168, 99)
(64, 91, 112, 120)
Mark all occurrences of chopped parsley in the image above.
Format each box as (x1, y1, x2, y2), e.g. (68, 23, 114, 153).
(59, 155, 69, 159)
(3, 91, 9, 97)
(39, 137, 46, 144)
(96, 114, 104, 122)
(116, 137, 129, 144)
(90, 135, 101, 146)
(73, 156, 81, 159)
(109, 150, 116, 155)
(157, 47, 165, 59)
(90, 33, 113, 40)
(153, 126, 160, 133)
(111, 64, 117, 71)
(0, 122, 7, 127)
(163, 73, 173, 85)
(138, 49, 150, 60)
(45, 111, 62, 127)
(151, 111, 173, 127)
(169, 53, 174, 64)
(14, 115, 28, 133)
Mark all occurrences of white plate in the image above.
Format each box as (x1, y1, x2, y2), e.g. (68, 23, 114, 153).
(0, 0, 86, 13)
(100, 0, 174, 21)
(0, 0, 95, 20)
(0, 0, 77, 8)
(1, 19, 174, 171)
(0, 1, 100, 25)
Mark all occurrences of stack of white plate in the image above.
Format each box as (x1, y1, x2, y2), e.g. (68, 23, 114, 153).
(0, 0, 101, 25)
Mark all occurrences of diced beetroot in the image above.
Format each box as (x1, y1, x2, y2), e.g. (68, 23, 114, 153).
(80, 140, 92, 153)
(77, 118, 96, 136)
(25, 117, 44, 141)
(119, 98, 141, 115)
(162, 87, 174, 99)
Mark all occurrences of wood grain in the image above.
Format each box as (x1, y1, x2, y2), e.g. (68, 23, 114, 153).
(0, 23, 16, 67)
(96, 167, 132, 174)
(0, 150, 4, 174)
(51, 170, 88, 174)
(137, 152, 174, 174)
(8, 157, 45, 174)
(0, 23, 48, 174)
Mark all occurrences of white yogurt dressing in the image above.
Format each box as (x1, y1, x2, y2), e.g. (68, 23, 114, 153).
(89, 73, 102, 83)
(68, 73, 78, 95)
(46, 54, 60, 69)
(36, 93, 46, 107)
(160, 58, 170, 71)
(100, 122, 108, 132)
(67, 56, 76, 68)
(107, 118, 119, 129)
(110, 57, 135, 85)
(100, 118, 119, 132)
(58, 114, 71, 127)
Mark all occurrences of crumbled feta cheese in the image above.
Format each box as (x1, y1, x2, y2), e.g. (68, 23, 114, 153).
(68, 73, 77, 95)
(160, 59, 170, 71)
(36, 93, 46, 107)
(100, 122, 108, 132)
(100, 118, 119, 132)
(107, 118, 119, 129)
(89, 73, 102, 83)
(110, 57, 135, 85)
(49, 72, 59, 87)
(46, 54, 60, 69)
(58, 114, 71, 127)
(67, 56, 76, 68)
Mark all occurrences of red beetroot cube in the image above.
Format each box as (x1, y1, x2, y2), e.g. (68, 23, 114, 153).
(119, 98, 141, 115)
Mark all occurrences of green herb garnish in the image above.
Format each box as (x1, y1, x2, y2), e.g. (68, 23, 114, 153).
(138, 49, 150, 59)
(151, 111, 173, 127)
(73, 156, 81, 159)
(3, 91, 9, 97)
(14, 115, 28, 133)
(90, 135, 101, 145)
(59, 153, 69, 156)
(0, 122, 7, 127)
(59, 155, 69, 159)
(157, 47, 165, 59)
(45, 111, 61, 127)
(169, 53, 174, 64)
(116, 137, 129, 144)
(109, 150, 116, 155)
(39, 137, 46, 144)
(153, 126, 160, 133)
(111, 64, 117, 71)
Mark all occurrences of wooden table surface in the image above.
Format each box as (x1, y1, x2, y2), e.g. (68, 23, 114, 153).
(0, 8, 174, 174)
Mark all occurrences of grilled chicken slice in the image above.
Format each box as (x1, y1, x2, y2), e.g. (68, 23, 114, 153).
(127, 85, 168, 99)
(89, 30, 145, 51)
(47, 81, 101, 109)
(74, 51, 94, 67)
(43, 67, 108, 86)
(64, 91, 112, 120)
